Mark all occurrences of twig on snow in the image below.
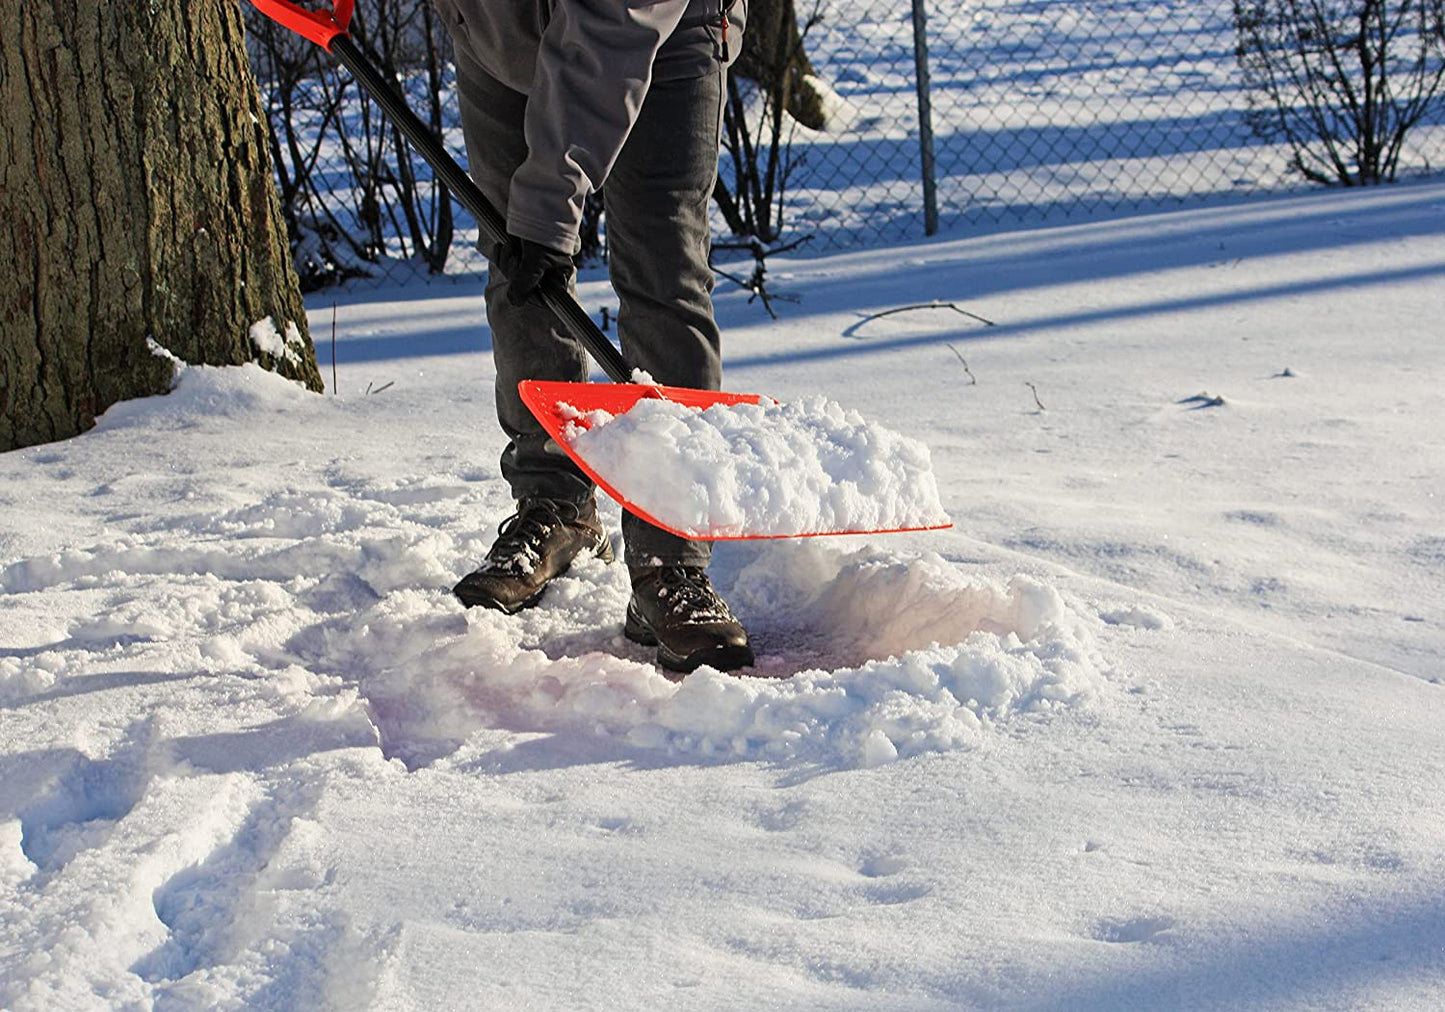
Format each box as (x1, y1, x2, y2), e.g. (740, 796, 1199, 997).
(1025, 382, 1046, 411)
(855, 301, 996, 329)
(711, 235, 811, 320)
(712, 261, 801, 320)
(945, 343, 977, 385)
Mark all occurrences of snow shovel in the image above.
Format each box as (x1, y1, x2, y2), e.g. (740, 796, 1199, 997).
(249, 0, 951, 540)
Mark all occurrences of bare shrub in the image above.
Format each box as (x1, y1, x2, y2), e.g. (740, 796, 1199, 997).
(1233, 0, 1445, 185)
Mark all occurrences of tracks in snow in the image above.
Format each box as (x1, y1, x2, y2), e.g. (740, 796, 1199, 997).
(1, 714, 391, 1011)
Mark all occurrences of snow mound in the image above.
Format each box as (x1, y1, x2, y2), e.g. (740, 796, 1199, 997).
(2, 449, 1100, 770)
(95, 361, 317, 431)
(1, 655, 59, 703)
(561, 395, 950, 537)
(348, 542, 1105, 770)
(1098, 602, 1174, 631)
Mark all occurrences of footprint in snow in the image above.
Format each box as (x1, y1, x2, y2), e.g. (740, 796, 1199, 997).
(1091, 915, 1177, 944)
(132, 778, 328, 984)
(16, 745, 152, 875)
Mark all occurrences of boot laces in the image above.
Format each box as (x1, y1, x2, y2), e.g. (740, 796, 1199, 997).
(482, 498, 580, 576)
(657, 566, 733, 621)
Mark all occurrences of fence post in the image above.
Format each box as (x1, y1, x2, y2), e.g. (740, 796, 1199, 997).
(910, 0, 939, 236)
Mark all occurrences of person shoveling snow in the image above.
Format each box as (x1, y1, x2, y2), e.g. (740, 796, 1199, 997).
(435, 0, 762, 674)
(250, 0, 949, 677)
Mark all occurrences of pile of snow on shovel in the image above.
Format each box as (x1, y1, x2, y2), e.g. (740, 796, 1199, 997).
(560, 394, 951, 538)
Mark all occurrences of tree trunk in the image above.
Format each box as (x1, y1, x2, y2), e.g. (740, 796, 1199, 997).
(0, 0, 323, 453)
(735, 0, 829, 130)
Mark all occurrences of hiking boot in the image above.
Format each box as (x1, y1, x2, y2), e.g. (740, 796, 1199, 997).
(624, 566, 754, 675)
(453, 497, 613, 613)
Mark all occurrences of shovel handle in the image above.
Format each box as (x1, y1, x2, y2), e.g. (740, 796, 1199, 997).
(245, 1, 632, 383)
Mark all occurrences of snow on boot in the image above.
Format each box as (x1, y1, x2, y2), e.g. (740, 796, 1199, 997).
(453, 497, 613, 614)
(624, 565, 755, 676)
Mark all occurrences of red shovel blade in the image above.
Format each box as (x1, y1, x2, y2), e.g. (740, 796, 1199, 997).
(250, 0, 355, 50)
(523, 380, 763, 421)
(518, 380, 953, 541)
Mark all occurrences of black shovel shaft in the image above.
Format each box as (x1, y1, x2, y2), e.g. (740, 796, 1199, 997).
(330, 35, 631, 383)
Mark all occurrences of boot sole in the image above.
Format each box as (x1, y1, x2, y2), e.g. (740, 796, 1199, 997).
(455, 584, 545, 615)
(624, 607, 755, 676)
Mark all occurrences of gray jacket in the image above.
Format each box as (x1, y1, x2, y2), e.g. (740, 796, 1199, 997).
(438, 0, 745, 254)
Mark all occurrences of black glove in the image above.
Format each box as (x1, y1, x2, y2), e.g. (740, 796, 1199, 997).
(492, 235, 574, 307)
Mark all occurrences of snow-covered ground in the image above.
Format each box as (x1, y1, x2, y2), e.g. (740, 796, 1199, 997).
(3, 181, 1444, 1009)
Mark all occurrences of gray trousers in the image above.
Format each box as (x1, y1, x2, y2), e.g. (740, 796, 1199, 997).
(450, 27, 726, 569)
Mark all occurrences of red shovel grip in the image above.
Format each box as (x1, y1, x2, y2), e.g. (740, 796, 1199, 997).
(249, 0, 355, 49)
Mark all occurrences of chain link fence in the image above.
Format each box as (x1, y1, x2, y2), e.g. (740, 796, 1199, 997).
(246, 0, 1445, 286)
(776, 0, 1445, 244)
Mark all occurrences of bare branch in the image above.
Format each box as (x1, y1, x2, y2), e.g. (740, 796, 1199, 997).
(852, 302, 997, 329)
(945, 344, 977, 385)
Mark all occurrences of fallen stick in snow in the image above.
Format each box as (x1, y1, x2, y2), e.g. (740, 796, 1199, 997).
(945, 344, 978, 385)
(851, 301, 997, 331)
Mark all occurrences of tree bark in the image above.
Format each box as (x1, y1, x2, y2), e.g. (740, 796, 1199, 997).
(0, 0, 322, 453)
(735, 0, 829, 130)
